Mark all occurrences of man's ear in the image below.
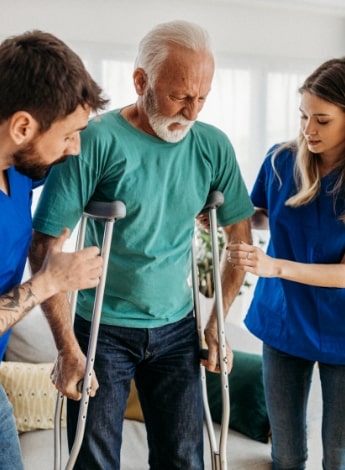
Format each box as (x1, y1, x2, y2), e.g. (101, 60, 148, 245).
(133, 68, 148, 95)
(8, 111, 39, 145)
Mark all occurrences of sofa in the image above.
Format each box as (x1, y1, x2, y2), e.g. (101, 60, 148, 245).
(0, 296, 323, 469)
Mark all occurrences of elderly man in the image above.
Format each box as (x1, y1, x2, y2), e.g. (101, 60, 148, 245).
(30, 20, 254, 470)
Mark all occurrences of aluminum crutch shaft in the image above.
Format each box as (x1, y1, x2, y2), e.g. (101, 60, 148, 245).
(54, 200, 126, 470)
(193, 190, 230, 470)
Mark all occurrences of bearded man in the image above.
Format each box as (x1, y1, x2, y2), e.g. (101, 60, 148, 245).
(0, 30, 106, 469)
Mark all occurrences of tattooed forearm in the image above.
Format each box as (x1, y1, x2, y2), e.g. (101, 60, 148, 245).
(0, 282, 38, 334)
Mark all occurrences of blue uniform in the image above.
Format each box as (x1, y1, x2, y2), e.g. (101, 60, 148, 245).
(245, 145, 345, 364)
(0, 168, 42, 360)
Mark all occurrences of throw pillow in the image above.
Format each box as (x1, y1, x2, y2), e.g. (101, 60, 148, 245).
(206, 350, 270, 443)
(0, 361, 66, 433)
(0, 360, 143, 433)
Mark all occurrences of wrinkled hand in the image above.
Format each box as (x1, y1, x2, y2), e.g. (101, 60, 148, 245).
(41, 228, 103, 294)
(201, 326, 233, 374)
(50, 346, 99, 400)
(227, 241, 276, 277)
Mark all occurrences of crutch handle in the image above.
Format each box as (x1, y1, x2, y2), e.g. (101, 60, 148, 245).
(199, 349, 209, 360)
(200, 191, 224, 213)
(84, 200, 126, 220)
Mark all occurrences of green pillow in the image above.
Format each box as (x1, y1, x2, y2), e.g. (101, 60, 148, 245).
(205, 350, 270, 443)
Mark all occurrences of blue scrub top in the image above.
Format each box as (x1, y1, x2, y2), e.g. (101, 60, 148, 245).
(0, 167, 43, 361)
(245, 145, 345, 364)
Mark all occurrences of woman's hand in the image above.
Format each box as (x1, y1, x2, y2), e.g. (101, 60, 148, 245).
(227, 241, 278, 277)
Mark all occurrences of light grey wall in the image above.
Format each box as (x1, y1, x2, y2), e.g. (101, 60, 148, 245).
(1, 0, 344, 68)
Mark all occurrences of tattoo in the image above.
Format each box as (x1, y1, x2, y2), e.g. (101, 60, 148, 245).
(0, 282, 37, 334)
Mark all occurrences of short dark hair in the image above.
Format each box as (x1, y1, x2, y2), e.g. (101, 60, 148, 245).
(0, 30, 108, 130)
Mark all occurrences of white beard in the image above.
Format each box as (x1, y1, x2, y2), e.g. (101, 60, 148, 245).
(148, 114, 194, 143)
(143, 86, 195, 143)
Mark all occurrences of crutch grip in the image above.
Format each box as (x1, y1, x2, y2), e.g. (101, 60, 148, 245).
(76, 380, 83, 394)
(199, 348, 209, 360)
(200, 191, 224, 213)
(84, 200, 126, 220)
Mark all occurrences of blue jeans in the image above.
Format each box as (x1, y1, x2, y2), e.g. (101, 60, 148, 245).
(0, 384, 24, 470)
(263, 343, 345, 470)
(67, 312, 204, 470)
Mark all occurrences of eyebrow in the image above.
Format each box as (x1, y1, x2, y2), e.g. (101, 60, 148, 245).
(299, 107, 331, 117)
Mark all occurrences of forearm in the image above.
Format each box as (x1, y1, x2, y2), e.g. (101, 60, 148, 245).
(29, 232, 80, 352)
(274, 258, 345, 287)
(0, 257, 81, 335)
(0, 275, 49, 335)
(207, 249, 246, 328)
(40, 293, 78, 352)
(228, 241, 345, 288)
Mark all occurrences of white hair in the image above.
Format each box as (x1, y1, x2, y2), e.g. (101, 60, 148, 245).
(134, 20, 213, 84)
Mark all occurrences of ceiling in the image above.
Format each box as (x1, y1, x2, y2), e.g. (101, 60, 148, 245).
(202, 0, 345, 17)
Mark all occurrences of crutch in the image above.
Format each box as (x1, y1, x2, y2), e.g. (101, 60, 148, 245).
(192, 191, 230, 470)
(54, 199, 126, 470)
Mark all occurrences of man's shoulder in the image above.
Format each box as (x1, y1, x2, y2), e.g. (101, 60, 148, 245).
(193, 120, 228, 138)
(80, 109, 122, 147)
(191, 120, 232, 148)
(88, 109, 120, 130)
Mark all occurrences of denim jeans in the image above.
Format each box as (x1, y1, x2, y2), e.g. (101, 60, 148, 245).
(67, 312, 204, 470)
(0, 384, 24, 470)
(263, 343, 345, 470)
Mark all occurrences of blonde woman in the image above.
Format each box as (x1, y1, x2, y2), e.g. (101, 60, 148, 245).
(229, 57, 345, 469)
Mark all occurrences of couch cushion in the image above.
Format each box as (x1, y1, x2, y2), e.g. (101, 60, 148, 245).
(5, 306, 57, 363)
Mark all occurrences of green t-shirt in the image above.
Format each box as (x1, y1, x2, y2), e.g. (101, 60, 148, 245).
(33, 109, 254, 327)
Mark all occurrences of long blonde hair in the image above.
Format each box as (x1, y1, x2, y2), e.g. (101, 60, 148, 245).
(272, 57, 345, 220)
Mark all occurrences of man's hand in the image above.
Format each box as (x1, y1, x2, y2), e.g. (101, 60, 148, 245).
(38, 228, 103, 297)
(201, 325, 233, 374)
(50, 345, 99, 400)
